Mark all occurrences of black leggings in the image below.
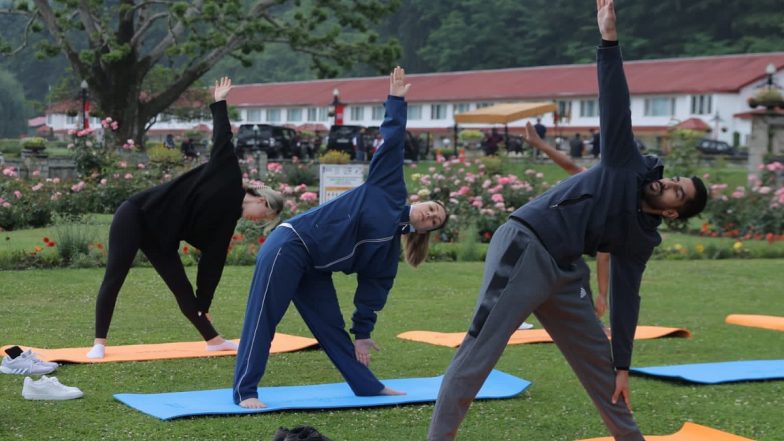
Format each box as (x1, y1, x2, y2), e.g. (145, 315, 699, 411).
(94, 201, 218, 341)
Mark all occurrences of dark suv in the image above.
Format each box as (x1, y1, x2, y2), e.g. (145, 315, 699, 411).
(696, 138, 747, 158)
(235, 124, 299, 159)
(326, 124, 421, 161)
(326, 125, 365, 159)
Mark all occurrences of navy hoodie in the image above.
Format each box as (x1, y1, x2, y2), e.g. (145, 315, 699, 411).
(513, 44, 663, 369)
(286, 96, 409, 339)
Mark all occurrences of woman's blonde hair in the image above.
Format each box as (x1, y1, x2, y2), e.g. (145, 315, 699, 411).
(403, 232, 431, 267)
(244, 184, 285, 234)
(403, 201, 449, 268)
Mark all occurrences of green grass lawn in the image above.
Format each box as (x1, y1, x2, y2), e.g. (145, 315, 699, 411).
(1, 261, 782, 440)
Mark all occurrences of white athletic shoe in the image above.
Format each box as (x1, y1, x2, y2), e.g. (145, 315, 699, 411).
(1, 350, 58, 375)
(22, 375, 84, 400)
(517, 321, 535, 330)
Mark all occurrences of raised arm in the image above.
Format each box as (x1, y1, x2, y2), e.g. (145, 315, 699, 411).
(209, 76, 234, 160)
(523, 122, 584, 175)
(596, 0, 639, 168)
(366, 67, 410, 187)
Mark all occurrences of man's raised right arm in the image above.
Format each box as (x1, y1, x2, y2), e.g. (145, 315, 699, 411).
(597, 0, 638, 167)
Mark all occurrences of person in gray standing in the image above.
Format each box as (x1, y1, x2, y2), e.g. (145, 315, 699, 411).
(427, 1, 708, 440)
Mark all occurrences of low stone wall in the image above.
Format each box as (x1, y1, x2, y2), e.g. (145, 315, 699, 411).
(1, 156, 78, 180)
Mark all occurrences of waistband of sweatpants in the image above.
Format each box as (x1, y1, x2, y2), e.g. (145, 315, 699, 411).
(509, 216, 545, 244)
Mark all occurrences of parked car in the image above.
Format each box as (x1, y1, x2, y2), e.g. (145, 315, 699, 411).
(696, 138, 747, 158)
(326, 125, 363, 159)
(367, 126, 422, 161)
(326, 125, 421, 161)
(235, 124, 299, 159)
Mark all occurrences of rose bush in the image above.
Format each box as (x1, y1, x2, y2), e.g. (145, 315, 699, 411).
(701, 161, 784, 240)
(409, 158, 551, 242)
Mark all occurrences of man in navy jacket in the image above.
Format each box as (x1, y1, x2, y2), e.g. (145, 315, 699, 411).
(428, 2, 708, 440)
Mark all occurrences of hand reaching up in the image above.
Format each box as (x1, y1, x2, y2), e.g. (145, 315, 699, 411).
(214, 76, 232, 102)
(523, 122, 544, 147)
(597, 0, 618, 41)
(389, 66, 411, 98)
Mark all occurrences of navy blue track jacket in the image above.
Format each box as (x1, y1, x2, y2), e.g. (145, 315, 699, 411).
(286, 96, 410, 339)
(513, 44, 664, 369)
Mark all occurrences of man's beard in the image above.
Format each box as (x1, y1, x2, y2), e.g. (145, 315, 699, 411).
(642, 180, 667, 210)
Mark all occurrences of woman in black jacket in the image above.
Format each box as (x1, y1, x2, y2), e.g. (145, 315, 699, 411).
(87, 77, 284, 359)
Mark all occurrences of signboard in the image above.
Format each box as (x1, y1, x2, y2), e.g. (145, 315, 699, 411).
(319, 164, 366, 204)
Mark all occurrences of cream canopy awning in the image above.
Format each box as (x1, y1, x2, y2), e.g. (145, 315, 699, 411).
(453, 102, 557, 125)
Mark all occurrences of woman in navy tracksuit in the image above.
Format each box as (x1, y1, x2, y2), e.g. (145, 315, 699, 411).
(233, 67, 448, 408)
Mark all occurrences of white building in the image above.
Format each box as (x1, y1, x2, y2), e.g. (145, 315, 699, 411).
(45, 51, 784, 150)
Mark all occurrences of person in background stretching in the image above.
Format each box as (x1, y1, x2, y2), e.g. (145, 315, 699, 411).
(87, 77, 284, 359)
(233, 67, 449, 409)
(523, 121, 609, 320)
(427, 1, 707, 439)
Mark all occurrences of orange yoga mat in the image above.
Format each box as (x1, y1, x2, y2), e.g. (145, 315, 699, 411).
(725, 314, 784, 332)
(577, 422, 754, 441)
(397, 326, 691, 348)
(1, 333, 318, 364)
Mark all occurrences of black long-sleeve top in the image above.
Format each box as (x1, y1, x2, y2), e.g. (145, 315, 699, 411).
(513, 44, 663, 369)
(129, 101, 244, 312)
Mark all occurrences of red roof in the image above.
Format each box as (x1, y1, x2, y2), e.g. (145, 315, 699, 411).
(28, 116, 47, 127)
(674, 117, 711, 131)
(226, 52, 784, 107)
(733, 108, 784, 119)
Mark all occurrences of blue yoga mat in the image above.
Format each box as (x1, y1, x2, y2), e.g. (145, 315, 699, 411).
(631, 360, 784, 384)
(115, 369, 530, 420)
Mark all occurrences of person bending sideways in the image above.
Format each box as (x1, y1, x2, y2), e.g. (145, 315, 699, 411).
(87, 77, 284, 359)
(522, 121, 610, 321)
(233, 67, 449, 409)
(427, 2, 708, 440)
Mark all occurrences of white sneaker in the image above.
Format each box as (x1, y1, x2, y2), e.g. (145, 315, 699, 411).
(1, 350, 58, 375)
(22, 375, 84, 400)
(24, 350, 59, 369)
(517, 321, 535, 330)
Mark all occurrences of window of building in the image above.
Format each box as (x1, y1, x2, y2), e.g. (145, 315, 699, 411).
(644, 97, 676, 116)
(579, 99, 599, 117)
(407, 105, 422, 120)
(690, 95, 712, 115)
(476, 102, 493, 109)
(266, 108, 281, 122)
(307, 107, 317, 121)
(431, 104, 447, 120)
(453, 103, 470, 114)
(47, 115, 53, 126)
(350, 106, 365, 121)
(66, 115, 76, 125)
(287, 108, 302, 122)
(246, 109, 261, 122)
(318, 107, 328, 121)
(371, 105, 385, 121)
(556, 100, 572, 121)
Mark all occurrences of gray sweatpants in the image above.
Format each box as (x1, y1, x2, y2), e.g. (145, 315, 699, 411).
(428, 220, 643, 441)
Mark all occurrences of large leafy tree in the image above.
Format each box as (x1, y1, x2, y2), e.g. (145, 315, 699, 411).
(0, 1, 400, 145)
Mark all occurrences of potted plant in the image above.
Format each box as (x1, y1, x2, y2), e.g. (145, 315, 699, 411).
(748, 89, 784, 110)
(21, 137, 47, 153)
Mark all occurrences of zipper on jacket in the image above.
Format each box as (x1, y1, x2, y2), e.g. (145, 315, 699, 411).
(550, 194, 592, 208)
